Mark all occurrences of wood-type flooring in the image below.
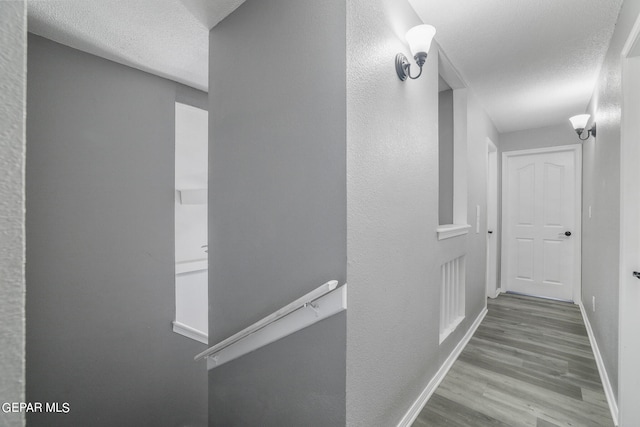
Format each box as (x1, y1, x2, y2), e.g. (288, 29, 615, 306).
(413, 293, 614, 427)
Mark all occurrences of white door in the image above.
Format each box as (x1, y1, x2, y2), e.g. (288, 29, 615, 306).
(619, 23, 640, 426)
(486, 139, 498, 298)
(502, 146, 581, 301)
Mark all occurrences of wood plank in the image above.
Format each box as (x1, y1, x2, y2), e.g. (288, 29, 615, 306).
(536, 418, 561, 427)
(412, 294, 614, 427)
(419, 394, 514, 427)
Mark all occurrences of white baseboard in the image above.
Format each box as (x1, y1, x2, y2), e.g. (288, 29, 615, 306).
(578, 302, 619, 426)
(176, 259, 208, 274)
(492, 288, 502, 299)
(396, 307, 488, 427)
(173, 321, 208, 345)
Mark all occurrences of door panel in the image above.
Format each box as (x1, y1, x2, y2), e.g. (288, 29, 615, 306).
(516, 238, 534, 280)
(542, 239, 562, 284)
(516, 164, 535, 225)
(503, 148, 579, 301)
(543, 163, 564, 225)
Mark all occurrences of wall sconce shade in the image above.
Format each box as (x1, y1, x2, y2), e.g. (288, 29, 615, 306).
(396, 24, 436, 81)
(569, 114, 590, 130)
(406, 25, 436, 58)
(569, 114, 596, 140)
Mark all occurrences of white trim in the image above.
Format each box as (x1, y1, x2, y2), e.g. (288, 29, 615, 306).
(202, 284, 347, 370)
(500, 145, 582, 303)
(396, 307, 488, 427)
(176, 259, 208, 274)
(621, 12, 640, 57)
(437, 48, 468, 228)
(619, 17, 640, 426)
(436, 42, 469, 90)
(578, 303, 619, 426)
(502, 145, 580, 157)
(436, 224, 471, 240)
(439, 315, 464, 344)
(486, 137, 498, 299)
(491, 288, 502, 299)
(178, 188, 207, 205)
(439, 255, 467, 344)
(452, 88, 468, 226)
(172, 321, 208, 344)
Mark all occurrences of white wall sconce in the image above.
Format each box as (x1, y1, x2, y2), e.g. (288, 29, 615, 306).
(395, 24, 436, 81)
(569, 114, 596, 140)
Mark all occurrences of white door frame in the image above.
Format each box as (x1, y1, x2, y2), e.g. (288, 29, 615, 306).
(618, 13, 640, 426)
(500, 145, 582, 303)
(486, 137, 499, 299)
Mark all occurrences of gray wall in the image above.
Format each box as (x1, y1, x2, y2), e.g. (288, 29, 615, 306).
(346, 1, 499, 424)
(439, 89, 454, 225)
(207, 0, 347, 425)
(347, 14, 440, 423)
(0, 2, 26, 427)
(26, 35, 208, 427)
(583, 0, 640, 403)
(499, 122, 577, 152)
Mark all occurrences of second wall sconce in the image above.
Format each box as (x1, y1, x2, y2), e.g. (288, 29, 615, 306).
(569, 114, 596, 140)
(396, 24, 437, 81)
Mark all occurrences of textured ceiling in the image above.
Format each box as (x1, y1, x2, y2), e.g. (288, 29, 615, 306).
(28, 0, 622, 132)
(409, 0, 623, 132)
(27, 0, 246, 91)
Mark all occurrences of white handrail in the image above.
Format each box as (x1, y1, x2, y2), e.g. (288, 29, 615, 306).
(194, 280, 339, 361)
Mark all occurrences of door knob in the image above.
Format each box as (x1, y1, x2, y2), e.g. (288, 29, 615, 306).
(564, 231, 572, 237)
(488, 230, 494, 234)
(633, 271, 640, 279)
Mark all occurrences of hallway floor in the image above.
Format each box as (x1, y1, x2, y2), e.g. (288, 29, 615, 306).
(413, 294, 614, 427)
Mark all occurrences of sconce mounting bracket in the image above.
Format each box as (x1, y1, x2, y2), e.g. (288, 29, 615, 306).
(395, 53, 410, 81)
(577, 122, 597, 140)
